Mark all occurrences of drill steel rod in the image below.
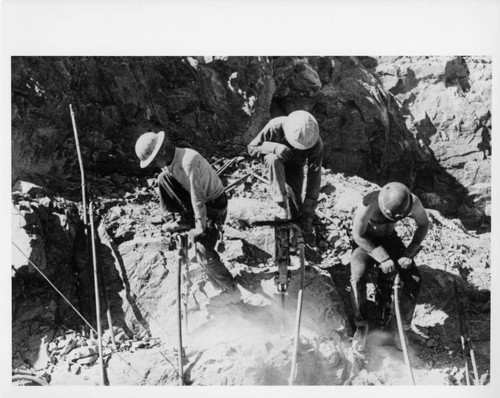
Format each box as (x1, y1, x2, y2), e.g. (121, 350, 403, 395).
(454, 281, 471, 385)
(275, 226, 290, 335)
(182, 237, 189, 335)
(280, 293, 286, 335)
(289, 230, 305, 386)
(454, 281, 479, 384)
(462, 294, 480, 384)
(175, 234, 186, 386)
(224, 173, 251, 193)
(216, 156, 238, 176)
(393, 274, 415, 385)
(89, 203, 107, 386)
(468, 332, 480, 384)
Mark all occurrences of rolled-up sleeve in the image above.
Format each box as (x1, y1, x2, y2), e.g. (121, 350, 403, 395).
(247, 117, 287, 157)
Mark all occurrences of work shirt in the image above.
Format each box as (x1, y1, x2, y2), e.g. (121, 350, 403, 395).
(247, 116, 323, 202)
(163, 147, 225, 228)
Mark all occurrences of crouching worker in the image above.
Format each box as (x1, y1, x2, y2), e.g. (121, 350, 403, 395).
(135, 130, 240, 307)
(350, 182, 429, 353)
(247, 110, 323, 245)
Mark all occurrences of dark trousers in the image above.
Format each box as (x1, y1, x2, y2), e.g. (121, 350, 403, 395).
(263, 154, 304, 220)
(158, 171, 237, 291)
(350, 234, 422, 327)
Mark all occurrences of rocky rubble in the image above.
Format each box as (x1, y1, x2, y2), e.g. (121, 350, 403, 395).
(11, 159, 490, 386)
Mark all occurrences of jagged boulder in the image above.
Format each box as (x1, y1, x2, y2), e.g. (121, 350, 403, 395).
(375, 56, 491, 225)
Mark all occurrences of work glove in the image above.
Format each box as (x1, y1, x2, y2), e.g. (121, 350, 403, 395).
(273, 143, 293, 162)
(398, 257, 413, 269)
(163, 220, 189, 233)
(188, 219, 206, 242)
(380, 258, 395, 274)
(188, 226, 205, 242)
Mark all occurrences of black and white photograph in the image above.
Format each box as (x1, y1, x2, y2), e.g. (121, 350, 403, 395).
(2, 1, 499, 396)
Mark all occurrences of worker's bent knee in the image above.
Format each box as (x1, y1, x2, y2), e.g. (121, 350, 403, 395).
(264, 153, 282, 167)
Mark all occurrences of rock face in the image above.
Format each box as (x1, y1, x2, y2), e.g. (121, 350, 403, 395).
(375, 56, 491, 225)
(11, 182, 92, 369)
(12, 56, 489, 226)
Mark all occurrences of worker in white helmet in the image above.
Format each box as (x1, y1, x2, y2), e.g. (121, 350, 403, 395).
(135, 130, 240, 307)
(350, 182, 429, 354)
(247, 110, 323, 245)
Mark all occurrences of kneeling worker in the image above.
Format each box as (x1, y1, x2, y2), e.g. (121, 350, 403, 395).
(135, 130, 240, 306)
(350, 182, 429, 353)
(247, 110, 323, 244)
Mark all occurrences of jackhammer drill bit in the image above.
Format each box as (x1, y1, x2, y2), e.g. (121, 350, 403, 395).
(393, 273, 415, 385)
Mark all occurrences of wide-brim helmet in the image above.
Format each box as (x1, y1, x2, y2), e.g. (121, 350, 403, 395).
(135, 131, 165, 168)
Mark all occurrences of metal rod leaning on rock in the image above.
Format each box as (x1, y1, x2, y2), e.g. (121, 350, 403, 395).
(89, 202, 108, 386)
(465, 313, 480, 384)
(454, 280, 479, 384)
(250, 170, 270, 185)
(454, 280, 471, 385)
(393, 273, 415, 385)
(70, 103, 95, 337)
(289, 225, 305, 386)
(216, 156, 238, 176)
(69, 104, 88, 229)
(224, 172, 251, 193)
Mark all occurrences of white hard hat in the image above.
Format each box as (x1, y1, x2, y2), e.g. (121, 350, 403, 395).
(135, 131, 165, 168)
(283, 110, 319, 150)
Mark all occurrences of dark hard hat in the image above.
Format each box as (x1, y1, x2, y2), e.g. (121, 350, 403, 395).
(378, 182, 413, 221)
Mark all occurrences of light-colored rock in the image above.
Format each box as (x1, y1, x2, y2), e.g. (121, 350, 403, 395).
(12, 181, 47, 197)
(67, 346, 98, 362)
(376, 56, 491, 223)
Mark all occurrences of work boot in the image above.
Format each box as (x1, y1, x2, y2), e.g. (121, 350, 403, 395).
(207, 287, 241, 307)
(352, 325, 369, 354)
